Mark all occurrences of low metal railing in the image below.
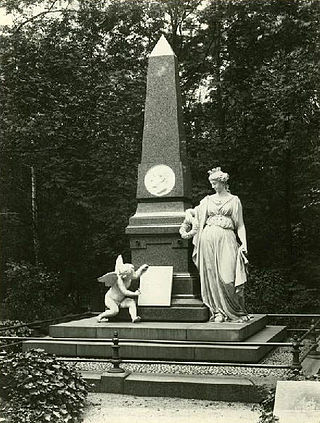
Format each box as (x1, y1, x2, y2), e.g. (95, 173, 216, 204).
(0, 311, 93, 351)
(0, 313, 319, 377)
(0, 311, 93, 332)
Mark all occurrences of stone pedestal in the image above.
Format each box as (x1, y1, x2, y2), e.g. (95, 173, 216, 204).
(126, 36, 206, 321)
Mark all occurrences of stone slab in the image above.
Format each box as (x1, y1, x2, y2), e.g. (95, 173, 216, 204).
(170, 298, 205, 307)
(100, 371, 130, 394)
(124, 373, 259, 403)
(80, 370, 261, 402)
(194, 326, 286, 363)
(302, 353, 320, 377)
(186, 314, 267, 342)
(274, 381, 320, 423)
(22, 339, 77, 356)
(24, 325, 286, 363)
(97, 323, 190, 341)
(76, 342, 111, 358)
(50, 324, 97, 339)
(121, 342, 195, 361)
(137, 306, 209, 322)
(49, 315, 267, 342)
(81, 371, 102, 392)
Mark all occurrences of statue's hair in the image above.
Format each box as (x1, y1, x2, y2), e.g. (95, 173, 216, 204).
(208, 167, 230, 192)
(208, 167, 229, 183)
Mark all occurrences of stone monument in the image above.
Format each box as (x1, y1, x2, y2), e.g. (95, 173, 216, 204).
(126, 35, 208, 321)
(273, 380, 320, 423)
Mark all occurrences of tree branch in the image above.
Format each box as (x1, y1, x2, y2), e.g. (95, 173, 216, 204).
(13, 1, 77, 33)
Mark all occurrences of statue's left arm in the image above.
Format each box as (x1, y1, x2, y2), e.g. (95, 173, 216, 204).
(234, 197, 247, 254)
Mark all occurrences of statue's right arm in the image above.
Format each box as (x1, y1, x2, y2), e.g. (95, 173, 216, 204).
(133, 264, 149, 279)
(184, 208, 197, 224)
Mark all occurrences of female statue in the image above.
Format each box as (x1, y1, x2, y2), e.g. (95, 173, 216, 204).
(180, 167, 250, 323)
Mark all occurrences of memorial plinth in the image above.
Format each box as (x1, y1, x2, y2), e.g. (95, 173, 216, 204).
(126, 36, 207, 321)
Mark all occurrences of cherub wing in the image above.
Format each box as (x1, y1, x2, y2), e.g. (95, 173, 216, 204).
(97, 271, 118, 287)
(115, 255, 124, 274)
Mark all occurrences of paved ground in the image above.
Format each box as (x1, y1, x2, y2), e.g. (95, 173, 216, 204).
(82, 393, 260, 423)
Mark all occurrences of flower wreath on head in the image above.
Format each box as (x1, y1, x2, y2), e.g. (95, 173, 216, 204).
(208, 166, 229, 183)
(179, 209, 199, 239)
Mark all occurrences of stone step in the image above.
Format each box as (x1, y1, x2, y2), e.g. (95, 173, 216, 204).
(116, 305, 210, 322)
(83, 371, 262, 403)
(23, 325, 286, 363)
(49, 314, 267, 342)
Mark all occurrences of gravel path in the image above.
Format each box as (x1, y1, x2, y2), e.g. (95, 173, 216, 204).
(82, 393, 260, 423)
(68, 338, 313, 422)
(66, 342, 303, 381)
(64, 338, 313, 380)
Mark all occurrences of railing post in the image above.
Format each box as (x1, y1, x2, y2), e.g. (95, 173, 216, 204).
(108, 330, 125, 373)
(290, 334, 302, 376)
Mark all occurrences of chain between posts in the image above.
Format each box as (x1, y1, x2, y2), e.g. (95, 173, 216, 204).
(108, 331, 125, 373)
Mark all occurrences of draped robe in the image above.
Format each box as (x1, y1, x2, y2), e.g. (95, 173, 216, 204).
(192, 194, 248, 321)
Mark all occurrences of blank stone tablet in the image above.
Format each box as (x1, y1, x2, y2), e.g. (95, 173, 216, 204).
(138, 266, 173, 306)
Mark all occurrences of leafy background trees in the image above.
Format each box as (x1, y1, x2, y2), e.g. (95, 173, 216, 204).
(0, 0, 319, 316)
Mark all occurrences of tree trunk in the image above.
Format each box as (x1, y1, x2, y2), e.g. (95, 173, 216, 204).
(214, 3, 225, 143)
(284, 149, 293, 268)
(31, 166, 39, 266)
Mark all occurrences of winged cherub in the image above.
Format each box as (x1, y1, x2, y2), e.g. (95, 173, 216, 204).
(96, 255, 148, 323)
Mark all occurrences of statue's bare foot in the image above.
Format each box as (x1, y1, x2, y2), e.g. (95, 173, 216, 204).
(97, 318, 108, 323)
(234, 316, 248, 323)
(132, 316, 141, 323)
(214, 313, 225, 323)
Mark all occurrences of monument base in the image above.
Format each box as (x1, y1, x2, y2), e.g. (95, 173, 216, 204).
(23, 315, 287, 364)
(117, 305, 209, 322)
(118, 271, 206, 322)
(126, 203, 203, 321)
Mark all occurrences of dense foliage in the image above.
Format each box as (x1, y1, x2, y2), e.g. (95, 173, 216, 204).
(0, 0, 319, 311)
(245, 267, 320, 314)
(0, 349, 89, 423)
(3, 261, 73, 320)
(0, 320, 32, 352)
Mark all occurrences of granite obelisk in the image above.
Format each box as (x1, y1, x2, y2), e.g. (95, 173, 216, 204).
(126, 36, 208, 321)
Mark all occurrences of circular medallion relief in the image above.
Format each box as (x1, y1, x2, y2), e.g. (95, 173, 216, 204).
(144, 164, 175, 197)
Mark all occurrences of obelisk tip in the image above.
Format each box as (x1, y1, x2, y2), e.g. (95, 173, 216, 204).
(150, 35, 175, 57)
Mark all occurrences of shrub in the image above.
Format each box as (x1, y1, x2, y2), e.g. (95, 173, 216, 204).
(245, 267, 320, 316)
(0, 349, 89, 423)
(245, 267, 291, 314)
(2, 261, 72, 321)
(289, 287, 320, 313)
(0, 320, 33, 353)
(257, 386, 278, 423)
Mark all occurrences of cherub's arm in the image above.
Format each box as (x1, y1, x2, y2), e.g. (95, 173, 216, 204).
(117, 277, 139, 297)
(133, 264, 149, 280)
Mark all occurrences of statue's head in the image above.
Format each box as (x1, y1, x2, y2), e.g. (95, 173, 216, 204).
(118, 263, 135, 279)
(208, 167, 230, 192)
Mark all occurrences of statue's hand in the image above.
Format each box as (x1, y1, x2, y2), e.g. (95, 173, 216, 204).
(134, 289, 141, 296)
(185, 208, 195, 220)
(141, 264, 149, 273)
(239, 245, 248, 256)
